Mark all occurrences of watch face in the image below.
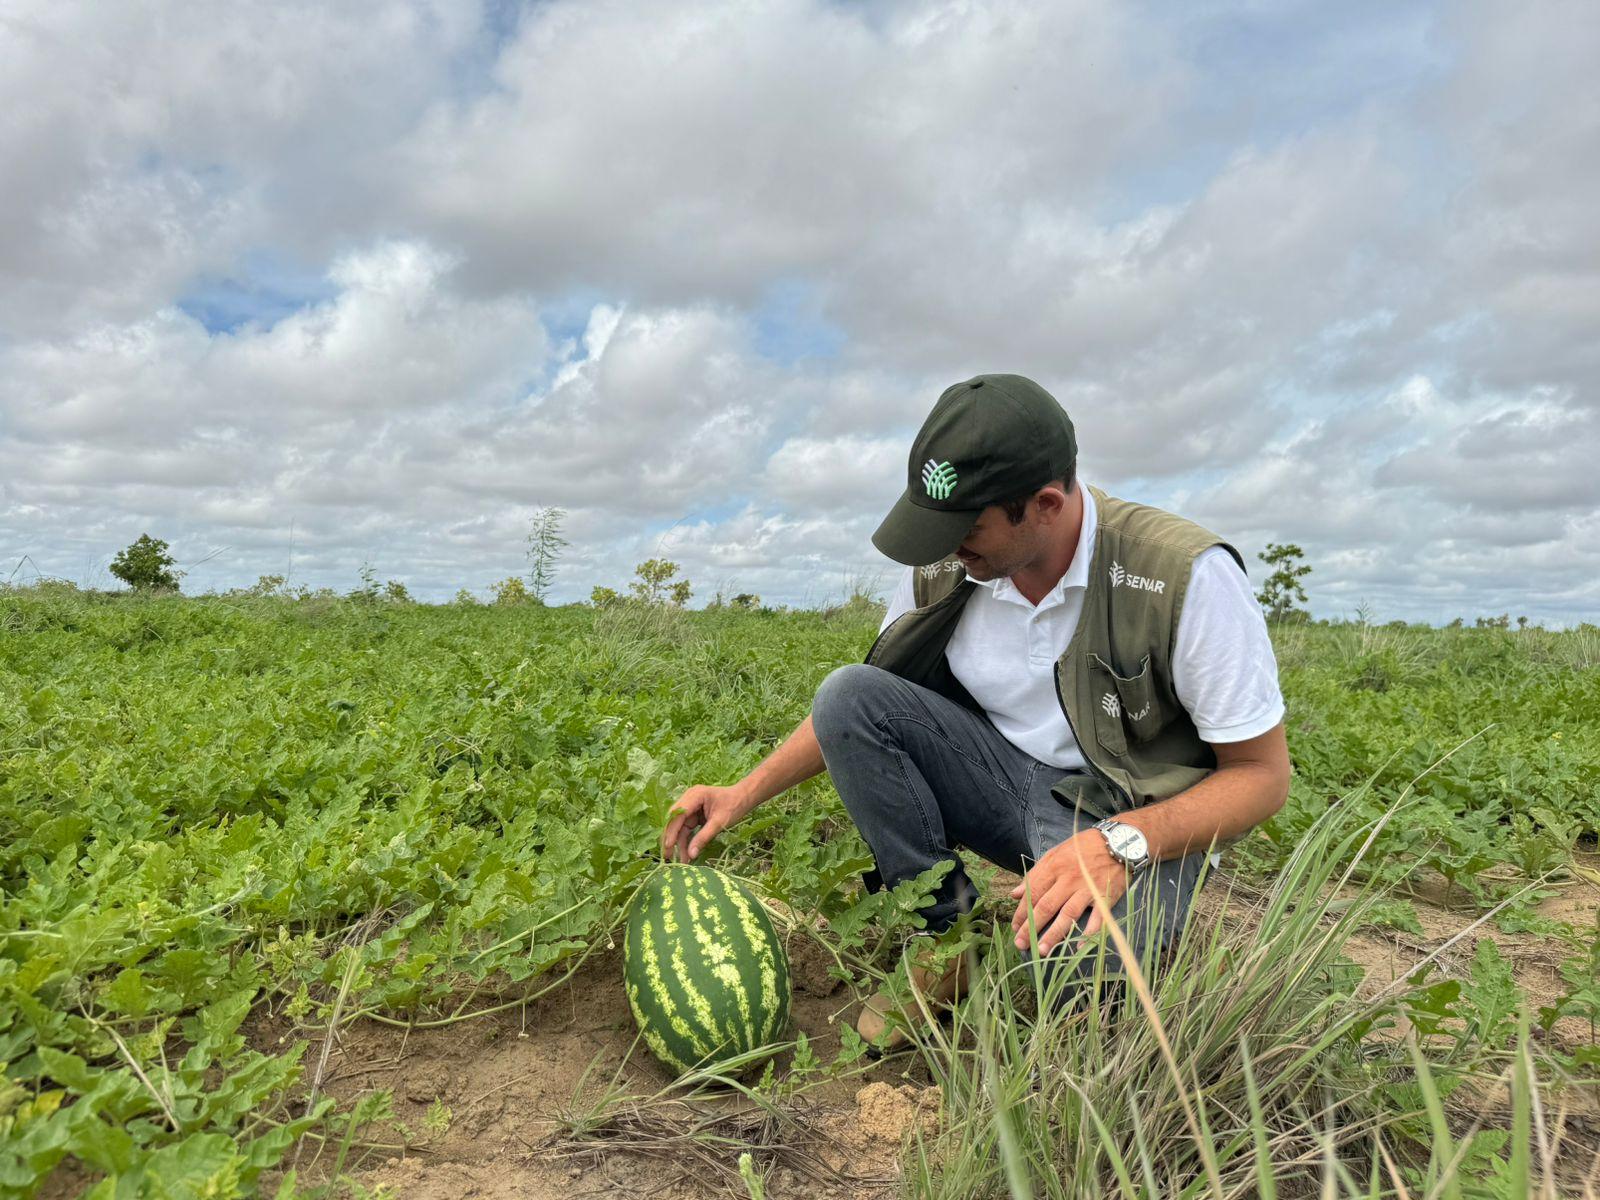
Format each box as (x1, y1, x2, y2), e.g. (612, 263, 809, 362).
(1104, 822, 1148, 864)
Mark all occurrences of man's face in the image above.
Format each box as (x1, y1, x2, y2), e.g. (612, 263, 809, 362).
(953, 502, 1046, 581)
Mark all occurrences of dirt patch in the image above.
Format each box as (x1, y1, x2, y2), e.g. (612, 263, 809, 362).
(258, 948, 920, 1199)
(785, 926, 845, 999)
(811, 1082, 942, 1188)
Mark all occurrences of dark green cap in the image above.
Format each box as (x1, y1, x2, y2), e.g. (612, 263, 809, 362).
(872, 373, 1077, 566)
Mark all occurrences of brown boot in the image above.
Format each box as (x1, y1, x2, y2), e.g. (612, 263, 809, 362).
(856, 929, 973, 1055)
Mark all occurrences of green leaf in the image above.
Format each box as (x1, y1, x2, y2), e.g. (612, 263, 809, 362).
(37, 1046, 96, 1093)
(103, 968, 153, 1017)
(1464, 938, 1518, 1050)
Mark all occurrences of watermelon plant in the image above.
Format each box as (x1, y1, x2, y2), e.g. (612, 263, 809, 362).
(0, 585, 1594, 1196)
(622, 864, 792, 1076)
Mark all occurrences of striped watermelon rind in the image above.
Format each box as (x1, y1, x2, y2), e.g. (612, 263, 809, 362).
(622, 863, 792, 1075)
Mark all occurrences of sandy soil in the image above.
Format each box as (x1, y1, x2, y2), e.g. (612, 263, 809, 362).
(256, 855, 1597, 1199)
(260, 920, 932, 1200)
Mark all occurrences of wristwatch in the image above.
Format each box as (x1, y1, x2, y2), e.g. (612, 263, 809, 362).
(1093, 819, 1151, 871)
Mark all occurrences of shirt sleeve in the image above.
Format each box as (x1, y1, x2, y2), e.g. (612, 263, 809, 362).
(1171, 546, 1286, 743)
(877, 567, 917, 635)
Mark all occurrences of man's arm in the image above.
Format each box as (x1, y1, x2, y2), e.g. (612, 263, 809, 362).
(662, 714, 828, 862)
(740, 714, 829, 808)
(1010, 722, 1291, 953)
(1113, 721, 1291, 860)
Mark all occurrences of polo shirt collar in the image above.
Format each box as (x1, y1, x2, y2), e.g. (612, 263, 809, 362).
(965, 483, 1098, 603)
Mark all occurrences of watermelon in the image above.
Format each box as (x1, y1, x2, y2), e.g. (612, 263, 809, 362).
(622, 863, 792, 1075)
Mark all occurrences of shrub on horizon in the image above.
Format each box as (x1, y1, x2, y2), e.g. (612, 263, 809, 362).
(110, 534, 182, 594)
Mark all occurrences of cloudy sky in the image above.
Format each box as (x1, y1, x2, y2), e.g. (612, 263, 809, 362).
(2, 0, 1596, 623)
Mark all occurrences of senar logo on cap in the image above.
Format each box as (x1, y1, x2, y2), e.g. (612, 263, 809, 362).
(921, 459, 958, 500)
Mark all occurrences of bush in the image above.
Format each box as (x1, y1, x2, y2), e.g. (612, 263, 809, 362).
(348, 564, 411, 604)
(491, 576, 531, 605)
(628, 559, 692, 607)
(217, 575, 289, 600)
(110, 534, 182, 593)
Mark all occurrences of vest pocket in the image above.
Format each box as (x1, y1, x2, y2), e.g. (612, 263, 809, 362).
(1087, 653, 1159, 755)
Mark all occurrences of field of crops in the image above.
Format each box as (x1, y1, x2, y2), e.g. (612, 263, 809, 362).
(2, 584, 1598, 1199)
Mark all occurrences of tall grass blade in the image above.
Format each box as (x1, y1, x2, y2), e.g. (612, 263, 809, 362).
(1403, 1031, 1462, 1200)
(1238, 1033, 1278, 1200)
(1509, 1008, 1531, 1200)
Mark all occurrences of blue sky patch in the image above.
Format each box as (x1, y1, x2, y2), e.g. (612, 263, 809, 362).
(176, 248, 337, 335)
(753, 278, 846, 365)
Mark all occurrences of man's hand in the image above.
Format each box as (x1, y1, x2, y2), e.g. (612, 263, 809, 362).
(1009, 828, 1129, 955)
(661, 784, 754, 863)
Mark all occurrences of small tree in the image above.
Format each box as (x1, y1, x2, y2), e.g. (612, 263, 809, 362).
(526, 507, 569, 605)
(629, 559, 692, 606)
(110, 534, 182, 593)
(348, 562, 381, 603)
(731, 593, 761, 611)
(590, 585, 622, 608)
(491, 576, 530, 605)
(453, 588, 480, 606)
(1256, 542, 1311, 623)
(383, 579, 412, 603)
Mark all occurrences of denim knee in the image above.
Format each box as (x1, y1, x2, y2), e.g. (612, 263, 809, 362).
(811, 662, 890, 747)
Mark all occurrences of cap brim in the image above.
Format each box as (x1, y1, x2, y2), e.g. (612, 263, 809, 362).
(871, 488, 982, 566)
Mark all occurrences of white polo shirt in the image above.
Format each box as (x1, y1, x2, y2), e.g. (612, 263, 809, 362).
(876, 485, 1285, 769)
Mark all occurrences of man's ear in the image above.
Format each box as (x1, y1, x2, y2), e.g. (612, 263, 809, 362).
(1032, 482, 1069, 521)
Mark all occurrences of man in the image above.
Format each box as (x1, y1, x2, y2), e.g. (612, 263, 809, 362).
(663, 374, 1291, 1051)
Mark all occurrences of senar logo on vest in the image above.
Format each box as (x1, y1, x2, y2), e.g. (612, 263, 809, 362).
(1101, 691, 1152, 722)
(1109, 561, 1166, 595)
(921, 459, 958, 500)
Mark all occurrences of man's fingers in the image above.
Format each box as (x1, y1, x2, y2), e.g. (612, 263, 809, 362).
(1011, 868, 1077, 931)
(661, 812, 685, 856)
(676, 809, 706, 862)
(1011, 876, 1051, 933)
(1011, 885, 1037, 933)
(1035, 891, 1094, 956)
(671, 821, 691, 863)
(687, 817, 724, 861)
(1080, 875, 1129, 937)
(1081, 900, 1108, 938)
(662, 796, 706, 861)
(1013, 879, 1073, 946)
(662, 806, 695, 856)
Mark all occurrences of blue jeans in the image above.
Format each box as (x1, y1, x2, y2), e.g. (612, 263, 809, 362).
(811, 663, 1209, 980)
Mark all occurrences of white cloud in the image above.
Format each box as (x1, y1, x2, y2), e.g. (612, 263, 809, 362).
(761, 434, 906, 516)
(0, 1, 484, 336)
(1, 0, 1597, 622)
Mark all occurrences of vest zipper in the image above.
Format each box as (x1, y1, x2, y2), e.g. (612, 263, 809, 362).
(1052, 664, 1133, 814)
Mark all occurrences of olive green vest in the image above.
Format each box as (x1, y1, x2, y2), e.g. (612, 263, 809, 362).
(864, 486, 1245, 819)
